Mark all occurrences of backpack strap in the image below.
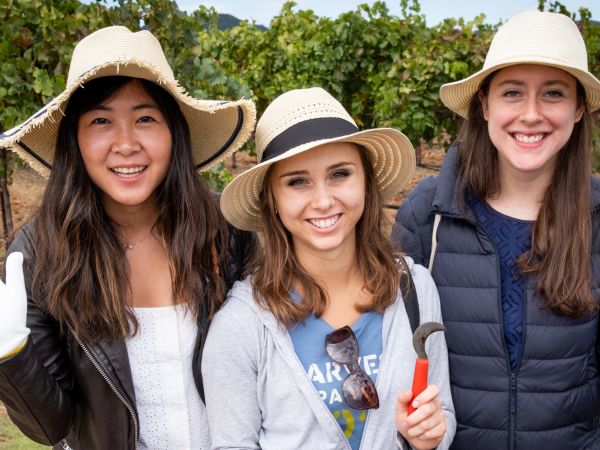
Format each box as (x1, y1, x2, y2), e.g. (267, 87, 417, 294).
(428, 213, 442, 272)
(399, 258, 420, 335)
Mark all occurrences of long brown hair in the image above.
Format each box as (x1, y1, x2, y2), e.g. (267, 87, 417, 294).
(251, 146, 402, 326)
(31, 76, 228, 344)
(457, 72, 597, 317)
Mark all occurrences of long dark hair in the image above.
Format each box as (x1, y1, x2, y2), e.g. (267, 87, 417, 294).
(457, 72, 597, 317)
(31, 76, 228, 343)
(251, 146, 402, 326)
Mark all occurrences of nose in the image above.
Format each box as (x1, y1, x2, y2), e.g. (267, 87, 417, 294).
(111, 125, 141, 155)
(520, 96, 543, 123)
(311, 182, 336, 210)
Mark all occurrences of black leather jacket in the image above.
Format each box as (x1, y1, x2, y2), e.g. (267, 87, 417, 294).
(0, 220, 256, 450)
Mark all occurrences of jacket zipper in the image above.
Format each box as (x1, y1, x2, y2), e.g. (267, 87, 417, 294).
(509, 372, 517, 450)
(509, 278, 528, 450)
(66, 323, 139, 448)
(471, 220, 517, 450)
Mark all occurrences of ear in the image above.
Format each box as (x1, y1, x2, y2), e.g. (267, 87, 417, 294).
(478, 91, 489, 120)
(574, 98, 585, 123)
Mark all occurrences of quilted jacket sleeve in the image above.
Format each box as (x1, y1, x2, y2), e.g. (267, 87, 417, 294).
(391, 176, 437, 267)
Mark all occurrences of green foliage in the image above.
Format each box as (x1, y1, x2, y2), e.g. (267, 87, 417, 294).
(201, 162, 233, 192)
(0, 0, 599, 187)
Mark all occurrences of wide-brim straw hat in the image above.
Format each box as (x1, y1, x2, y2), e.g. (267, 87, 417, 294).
(0, 26, 256, 177)
(440, 10, 600, 118)
(221, 87, 416, 232)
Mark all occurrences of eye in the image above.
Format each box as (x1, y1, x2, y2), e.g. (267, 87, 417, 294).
(330, 169, 351, 180)
(544, 89, 564, 98)
(287, 177, 308, 187)
(502, 89, 520, 98)
(90, 117, 110, 125)
(138, 115, 157, 123)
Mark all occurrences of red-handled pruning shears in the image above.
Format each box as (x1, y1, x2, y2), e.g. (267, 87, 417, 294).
(408, 322, 445, 415)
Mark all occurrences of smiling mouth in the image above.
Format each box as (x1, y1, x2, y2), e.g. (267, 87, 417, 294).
(111, 166, 147, 177)
(308, 214, 341, 229)
(512, 133, 547, 143)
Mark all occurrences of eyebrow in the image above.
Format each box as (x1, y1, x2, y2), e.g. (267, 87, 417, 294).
(496, 79, 572, 88)
(87, 103, 159, 112)
(278, 161, 355, 179)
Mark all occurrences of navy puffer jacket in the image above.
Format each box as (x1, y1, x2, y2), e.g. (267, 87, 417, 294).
(392, 146, 600, 450)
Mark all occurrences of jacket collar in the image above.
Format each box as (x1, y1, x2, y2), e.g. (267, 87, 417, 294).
(591, 177, 600, 212)
(92, 338, 137, 407)
(433, 144, 600, 215)
(431, 144, 465, 218)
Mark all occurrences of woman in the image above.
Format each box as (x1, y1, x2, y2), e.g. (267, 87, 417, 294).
(205, 87, 456, 450)
(0, 26, 256, 449)
(392, 11, 600, 450)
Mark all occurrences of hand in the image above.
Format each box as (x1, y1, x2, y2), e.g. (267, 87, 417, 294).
(396, 384, 446, 450)
(0, 252, 30, 359)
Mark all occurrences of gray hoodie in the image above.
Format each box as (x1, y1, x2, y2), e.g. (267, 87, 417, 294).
(202, 258, 456, 450)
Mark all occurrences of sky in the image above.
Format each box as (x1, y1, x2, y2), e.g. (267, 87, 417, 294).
(177, 0, 600, 26)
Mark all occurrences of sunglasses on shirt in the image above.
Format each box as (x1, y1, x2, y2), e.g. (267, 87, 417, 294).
(324, 326, 379, 410)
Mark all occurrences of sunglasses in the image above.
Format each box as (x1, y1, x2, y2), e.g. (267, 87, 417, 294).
(324, 326, 379, 410)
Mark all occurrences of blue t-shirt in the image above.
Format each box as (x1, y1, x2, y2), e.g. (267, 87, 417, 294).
(290, 306, 383, 450)
(470, 196, 533, 371)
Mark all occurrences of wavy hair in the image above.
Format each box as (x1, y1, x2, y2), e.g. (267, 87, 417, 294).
(31, 76, 228, 343)
(250, 146, 403, 326)
(457, 73, 597, 317)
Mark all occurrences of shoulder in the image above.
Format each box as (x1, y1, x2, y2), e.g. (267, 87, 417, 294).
(6, 221, 37, 280)
(404, 256, 435, 291)
(210, 277, 272, 335)
(404, 175, 439, 206)
(8, 221, 36, 256)
(215, 278, 256, 319)
(206, 280, 257, 343)
(396, 176, 438, 226)
(591, 176, 600, 211)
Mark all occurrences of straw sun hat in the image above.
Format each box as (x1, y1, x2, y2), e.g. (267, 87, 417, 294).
(440, 10, 600, 118)
(220, 87, 416, 232)
(0, 26, 256, 177)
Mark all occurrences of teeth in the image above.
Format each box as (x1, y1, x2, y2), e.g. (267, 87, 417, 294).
(112, 166, 145, 175)
(514, 133, 544, 143)
(309, 215, 340, 229)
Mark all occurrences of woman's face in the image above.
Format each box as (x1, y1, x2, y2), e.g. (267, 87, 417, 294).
(270, 142, 366, 261)
(77, 80, 172, 215)
(480, 64, 584, 183)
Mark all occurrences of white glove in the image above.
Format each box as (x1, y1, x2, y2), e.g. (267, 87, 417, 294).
(0, 252, 30, 359)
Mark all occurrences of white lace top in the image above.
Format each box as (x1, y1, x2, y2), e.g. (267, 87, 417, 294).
(126, 304, 209, 450)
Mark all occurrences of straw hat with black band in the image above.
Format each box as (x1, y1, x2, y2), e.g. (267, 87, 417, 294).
(0, 26, 256, 177)
(220, 87, 416, 232)
(440, 10, 600, 118)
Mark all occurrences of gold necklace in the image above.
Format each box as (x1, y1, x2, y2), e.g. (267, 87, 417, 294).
(124, 233, 152, 251)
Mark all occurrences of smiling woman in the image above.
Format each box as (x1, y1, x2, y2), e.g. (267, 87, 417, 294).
(76, 79, 174, 219)
(479, 64, 585, 217)
(0, 25, 256, 450)
(393, 10, 600, 450)
(204, 87, 456, 450)
(269, 142, 366, 261)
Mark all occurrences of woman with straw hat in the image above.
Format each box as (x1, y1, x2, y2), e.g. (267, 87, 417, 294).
(393, 10, 600, 449)
(204, 87, 456, 450)
(0, 26, 256, 449)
